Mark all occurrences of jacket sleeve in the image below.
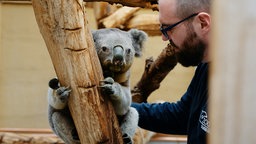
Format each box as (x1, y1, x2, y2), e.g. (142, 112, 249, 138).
(131, 89, 192, 135)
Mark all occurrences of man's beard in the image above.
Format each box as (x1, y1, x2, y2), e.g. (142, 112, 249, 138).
(170, 24, 206, 67)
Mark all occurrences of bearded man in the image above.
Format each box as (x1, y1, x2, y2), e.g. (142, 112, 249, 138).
(131, 0, 211, 143)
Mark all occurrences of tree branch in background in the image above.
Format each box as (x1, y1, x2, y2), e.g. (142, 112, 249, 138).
(84, 0, 158, 9)
(132, 44, 177, 103)
(98, 6, 140, 29)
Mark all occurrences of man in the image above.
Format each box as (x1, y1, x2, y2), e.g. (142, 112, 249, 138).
(131, 0, 211, 143)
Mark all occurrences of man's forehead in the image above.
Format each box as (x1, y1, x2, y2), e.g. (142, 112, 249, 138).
(158, 0, 178, 24)
(159, 0, 176, 12)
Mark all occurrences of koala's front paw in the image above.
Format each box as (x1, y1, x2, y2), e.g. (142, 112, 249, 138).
(122, 133, 132, 144)
(99, 77, 115, 95)
(56, 86, 71, 103)
(48, 78, 71, 103)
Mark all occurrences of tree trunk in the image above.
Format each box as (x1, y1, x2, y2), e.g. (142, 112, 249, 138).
(132, 44, 177, 103)
(32, 0, 123, 143)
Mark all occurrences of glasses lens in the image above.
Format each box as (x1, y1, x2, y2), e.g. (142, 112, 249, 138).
(160, 13, 199, 40)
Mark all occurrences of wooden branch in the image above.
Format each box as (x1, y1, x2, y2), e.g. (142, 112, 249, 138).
(84, 0, 159, 9)
(126, 13, 161, 36)
(93, 2, 118, 22)
(99, 6, 140, 29)
(92, 2, 160, 36)
(132, 44, 177, 103)
(32, 0, 123, 143)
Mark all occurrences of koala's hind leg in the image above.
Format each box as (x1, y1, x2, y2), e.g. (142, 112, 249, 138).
(52, 112, 80, 144)
(120, 107, 139, 144)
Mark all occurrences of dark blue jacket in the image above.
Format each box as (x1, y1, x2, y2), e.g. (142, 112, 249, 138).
(132, 63, 209, 144)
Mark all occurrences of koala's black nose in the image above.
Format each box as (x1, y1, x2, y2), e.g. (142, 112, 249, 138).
(113, 45, 124, 65)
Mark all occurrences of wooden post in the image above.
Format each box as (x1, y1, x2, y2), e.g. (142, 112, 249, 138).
(32, 0, 123, 143)
(210, 0, 256, 143)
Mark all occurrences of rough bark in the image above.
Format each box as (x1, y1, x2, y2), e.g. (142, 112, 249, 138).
(132, 44, 177, 103)
(32, 0, 123, 143)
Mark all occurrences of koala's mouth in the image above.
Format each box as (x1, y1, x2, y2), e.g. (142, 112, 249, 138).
(109, 63, 125, 72)
(103, 59, 129, 73)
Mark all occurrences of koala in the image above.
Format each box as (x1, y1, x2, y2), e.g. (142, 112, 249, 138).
(48, 28, 147, 144)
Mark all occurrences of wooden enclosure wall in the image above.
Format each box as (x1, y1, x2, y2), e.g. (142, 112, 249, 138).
(210, 0, 256, 143)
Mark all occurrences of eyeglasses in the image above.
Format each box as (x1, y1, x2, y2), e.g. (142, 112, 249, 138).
(160, 13, 199, 39)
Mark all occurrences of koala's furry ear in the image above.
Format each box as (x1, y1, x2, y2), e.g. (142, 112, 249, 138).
(91, 30, 97, 41)
(128, 29, 148, 57)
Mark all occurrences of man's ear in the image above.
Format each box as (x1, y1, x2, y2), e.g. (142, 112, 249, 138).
(197, 12, 211, 33)
(128, 29, 148, 57)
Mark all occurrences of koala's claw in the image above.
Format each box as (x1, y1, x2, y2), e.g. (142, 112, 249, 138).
(55, 86, 71, 102)
(122, 133, 132, 144)
(99, 84, 114, 95)
(56, 86, 71, 96)
(100, 77, 114, 85)
(99, 77, 115, 95)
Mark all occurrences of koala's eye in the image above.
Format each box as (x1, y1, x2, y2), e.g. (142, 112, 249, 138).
(126, 48, 131, 54)
(102, 46, 108, 52)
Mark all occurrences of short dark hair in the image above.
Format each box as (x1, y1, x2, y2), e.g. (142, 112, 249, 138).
(176, 0, 211, 18)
